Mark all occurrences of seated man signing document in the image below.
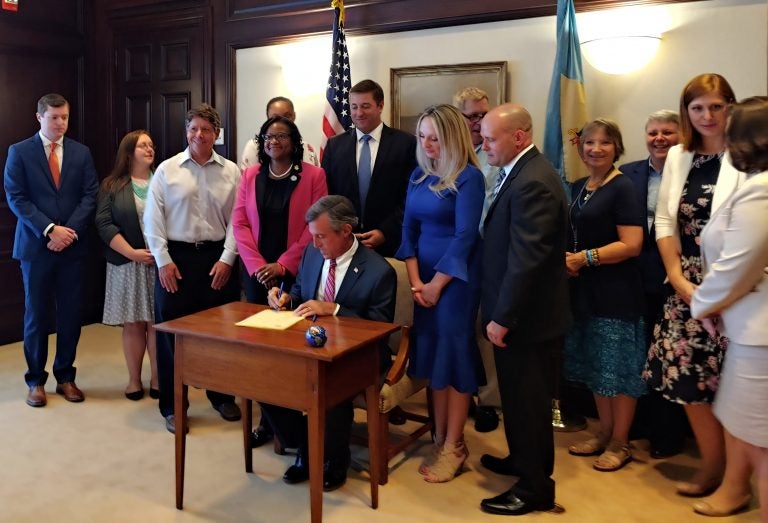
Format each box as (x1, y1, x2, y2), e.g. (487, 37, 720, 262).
(264, 195, 396, 491)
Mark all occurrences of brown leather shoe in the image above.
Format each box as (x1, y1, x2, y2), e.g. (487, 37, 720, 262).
(55, 382, 84, 402)
(26, 385, 47, 407)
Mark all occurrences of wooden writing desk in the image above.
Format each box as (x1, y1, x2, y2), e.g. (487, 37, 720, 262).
(154, 301, 399, 523)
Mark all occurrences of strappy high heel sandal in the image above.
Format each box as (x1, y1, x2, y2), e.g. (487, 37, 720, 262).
(418, 435, 444, 476)
(423, 439, 469, 483)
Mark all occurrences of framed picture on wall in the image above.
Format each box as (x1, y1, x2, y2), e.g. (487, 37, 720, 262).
(390, 61, 507, 134)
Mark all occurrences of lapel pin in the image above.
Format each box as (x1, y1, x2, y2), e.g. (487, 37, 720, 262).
(353, 267, 359, 273)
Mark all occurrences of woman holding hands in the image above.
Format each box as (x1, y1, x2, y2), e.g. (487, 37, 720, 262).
(690, 97, 768, 519)
(95, 130, 158, 400)
(396, 104, 485, 483)
(644, 74, 745, 496)
(564, 119, 645, 472)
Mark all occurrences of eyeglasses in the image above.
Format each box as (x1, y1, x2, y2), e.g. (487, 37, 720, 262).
(462, 112, 487, 123)
(261, 133, 291, 143)
(136, 143, 155, 150)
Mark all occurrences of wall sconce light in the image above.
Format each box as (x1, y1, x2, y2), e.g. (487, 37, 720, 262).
(581, 35, 662, 75)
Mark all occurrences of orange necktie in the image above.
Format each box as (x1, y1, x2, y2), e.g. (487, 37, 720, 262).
(49, 142, 60, 188)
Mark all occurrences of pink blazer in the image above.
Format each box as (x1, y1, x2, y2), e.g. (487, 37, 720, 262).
(232, 161, 328, 277)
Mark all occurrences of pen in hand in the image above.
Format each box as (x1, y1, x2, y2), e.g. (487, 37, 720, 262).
(274, 281, 284, 311)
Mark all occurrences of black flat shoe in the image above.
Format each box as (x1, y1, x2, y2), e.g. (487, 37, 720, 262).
(480, 453, 519, 476)
(250, 426, 274, 448)
(125, 388, 144, 401)
(149, 388, 160, 400)
(480, 489, 555, 516)
(283, 454, 309, 484)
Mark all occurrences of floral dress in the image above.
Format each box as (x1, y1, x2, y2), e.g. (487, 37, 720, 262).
(643, 154, 728, 404)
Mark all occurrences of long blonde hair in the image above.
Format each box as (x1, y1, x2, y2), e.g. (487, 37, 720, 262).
(414, 104, 479, 193)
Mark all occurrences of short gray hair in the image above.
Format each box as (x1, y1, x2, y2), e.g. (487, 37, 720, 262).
(645, 109, 679, 130)
(452, 86, 489, 112)
(305, 195, 359, 231)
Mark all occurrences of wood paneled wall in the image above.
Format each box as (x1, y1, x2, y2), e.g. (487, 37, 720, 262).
(0, 0, 693, 344)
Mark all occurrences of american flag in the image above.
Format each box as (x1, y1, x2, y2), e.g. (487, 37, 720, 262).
(320, 0, 353, 156)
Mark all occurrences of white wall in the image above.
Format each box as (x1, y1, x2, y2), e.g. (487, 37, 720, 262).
(236, 0, 767, 165)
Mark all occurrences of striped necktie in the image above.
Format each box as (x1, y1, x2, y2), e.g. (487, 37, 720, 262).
(490, 167, 505, 201)
(323, 258, 337, 302)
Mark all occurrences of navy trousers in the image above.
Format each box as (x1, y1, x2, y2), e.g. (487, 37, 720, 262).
(20, 254, 83, 387)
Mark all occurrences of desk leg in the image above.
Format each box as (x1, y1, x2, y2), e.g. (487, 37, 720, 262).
(175, 382, 188, 510)
(307, 370, 326, 523)
(365, 383, 380, 507)
(243, 398, 253, 473)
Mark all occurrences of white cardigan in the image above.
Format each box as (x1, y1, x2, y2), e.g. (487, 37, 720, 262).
(691, 171, 768, 346)
(655, 145, 745, 241)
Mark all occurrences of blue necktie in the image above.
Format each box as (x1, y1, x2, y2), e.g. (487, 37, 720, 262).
(357, 134, 372, 220)
(490, 167, 505, 201)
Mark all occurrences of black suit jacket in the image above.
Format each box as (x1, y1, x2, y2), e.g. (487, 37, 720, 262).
(619, 158, 666, 295)
(481, 146, 570, 343)
(322, 125, 417, 257)
(289, 242, 396, 324)
(95, 181, 147, 265)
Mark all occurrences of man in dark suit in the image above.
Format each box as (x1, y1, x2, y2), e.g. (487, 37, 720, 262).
(478, 104, 569, 516)
(4, 93, 98, 407)
(619, 110, 687, 459)
(266, 195, 396, 492)
(321, 79, 416, 257)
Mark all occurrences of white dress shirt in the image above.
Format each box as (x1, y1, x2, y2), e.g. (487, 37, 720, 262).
(355, 122, 383, 173)
(315, 237, 359, 316)
(144, 147, 240, 268)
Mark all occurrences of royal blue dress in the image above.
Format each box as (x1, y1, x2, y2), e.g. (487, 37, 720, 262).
(395, 165, 485, 393)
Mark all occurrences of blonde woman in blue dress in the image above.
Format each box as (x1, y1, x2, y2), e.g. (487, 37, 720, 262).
(396, 104, 485, 482)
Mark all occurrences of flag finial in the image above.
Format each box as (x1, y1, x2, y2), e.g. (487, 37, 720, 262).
(331, 0, 345, 25)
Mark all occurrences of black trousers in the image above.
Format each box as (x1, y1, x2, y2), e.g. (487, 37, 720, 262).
(155, 241, 239, 418)
(632, 291, 688, 450)
(495, 336, 560, 505)
(260, 400, 354, 466)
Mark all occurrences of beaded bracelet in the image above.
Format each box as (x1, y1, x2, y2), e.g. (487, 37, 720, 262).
(585, 249, 593, 266)
(590, 248, 601, 267)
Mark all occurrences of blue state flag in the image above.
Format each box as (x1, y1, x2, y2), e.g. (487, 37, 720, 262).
(543, 0, 588, 184)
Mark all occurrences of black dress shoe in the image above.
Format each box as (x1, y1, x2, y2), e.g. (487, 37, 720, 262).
(650, 444, 682, 459)
(250, 426, 274, 448)
(480, 454, 519, 476)
(283, 454, 309, 484)
(149, 388, 160, 400)
(214, 402, 241, 421)
(322, 463, 347, 492)
(481, 489, 554, 516)
(474, 406, 500, 432)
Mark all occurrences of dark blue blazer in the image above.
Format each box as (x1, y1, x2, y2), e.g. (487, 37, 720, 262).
(619, 158, 666, 295)
(288, 242, 396, 324)
(322, 125, 417, 257)
(4, 133, 98, 260)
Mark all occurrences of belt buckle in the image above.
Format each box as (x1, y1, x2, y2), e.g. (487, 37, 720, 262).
(194, 240, 205, 249)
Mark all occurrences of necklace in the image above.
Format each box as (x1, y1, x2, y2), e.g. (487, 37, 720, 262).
(569, 172, 613, 250)
(131, 175, 150, 200)
(692, 151, 724, 169)
(269, 163, 293, 179)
